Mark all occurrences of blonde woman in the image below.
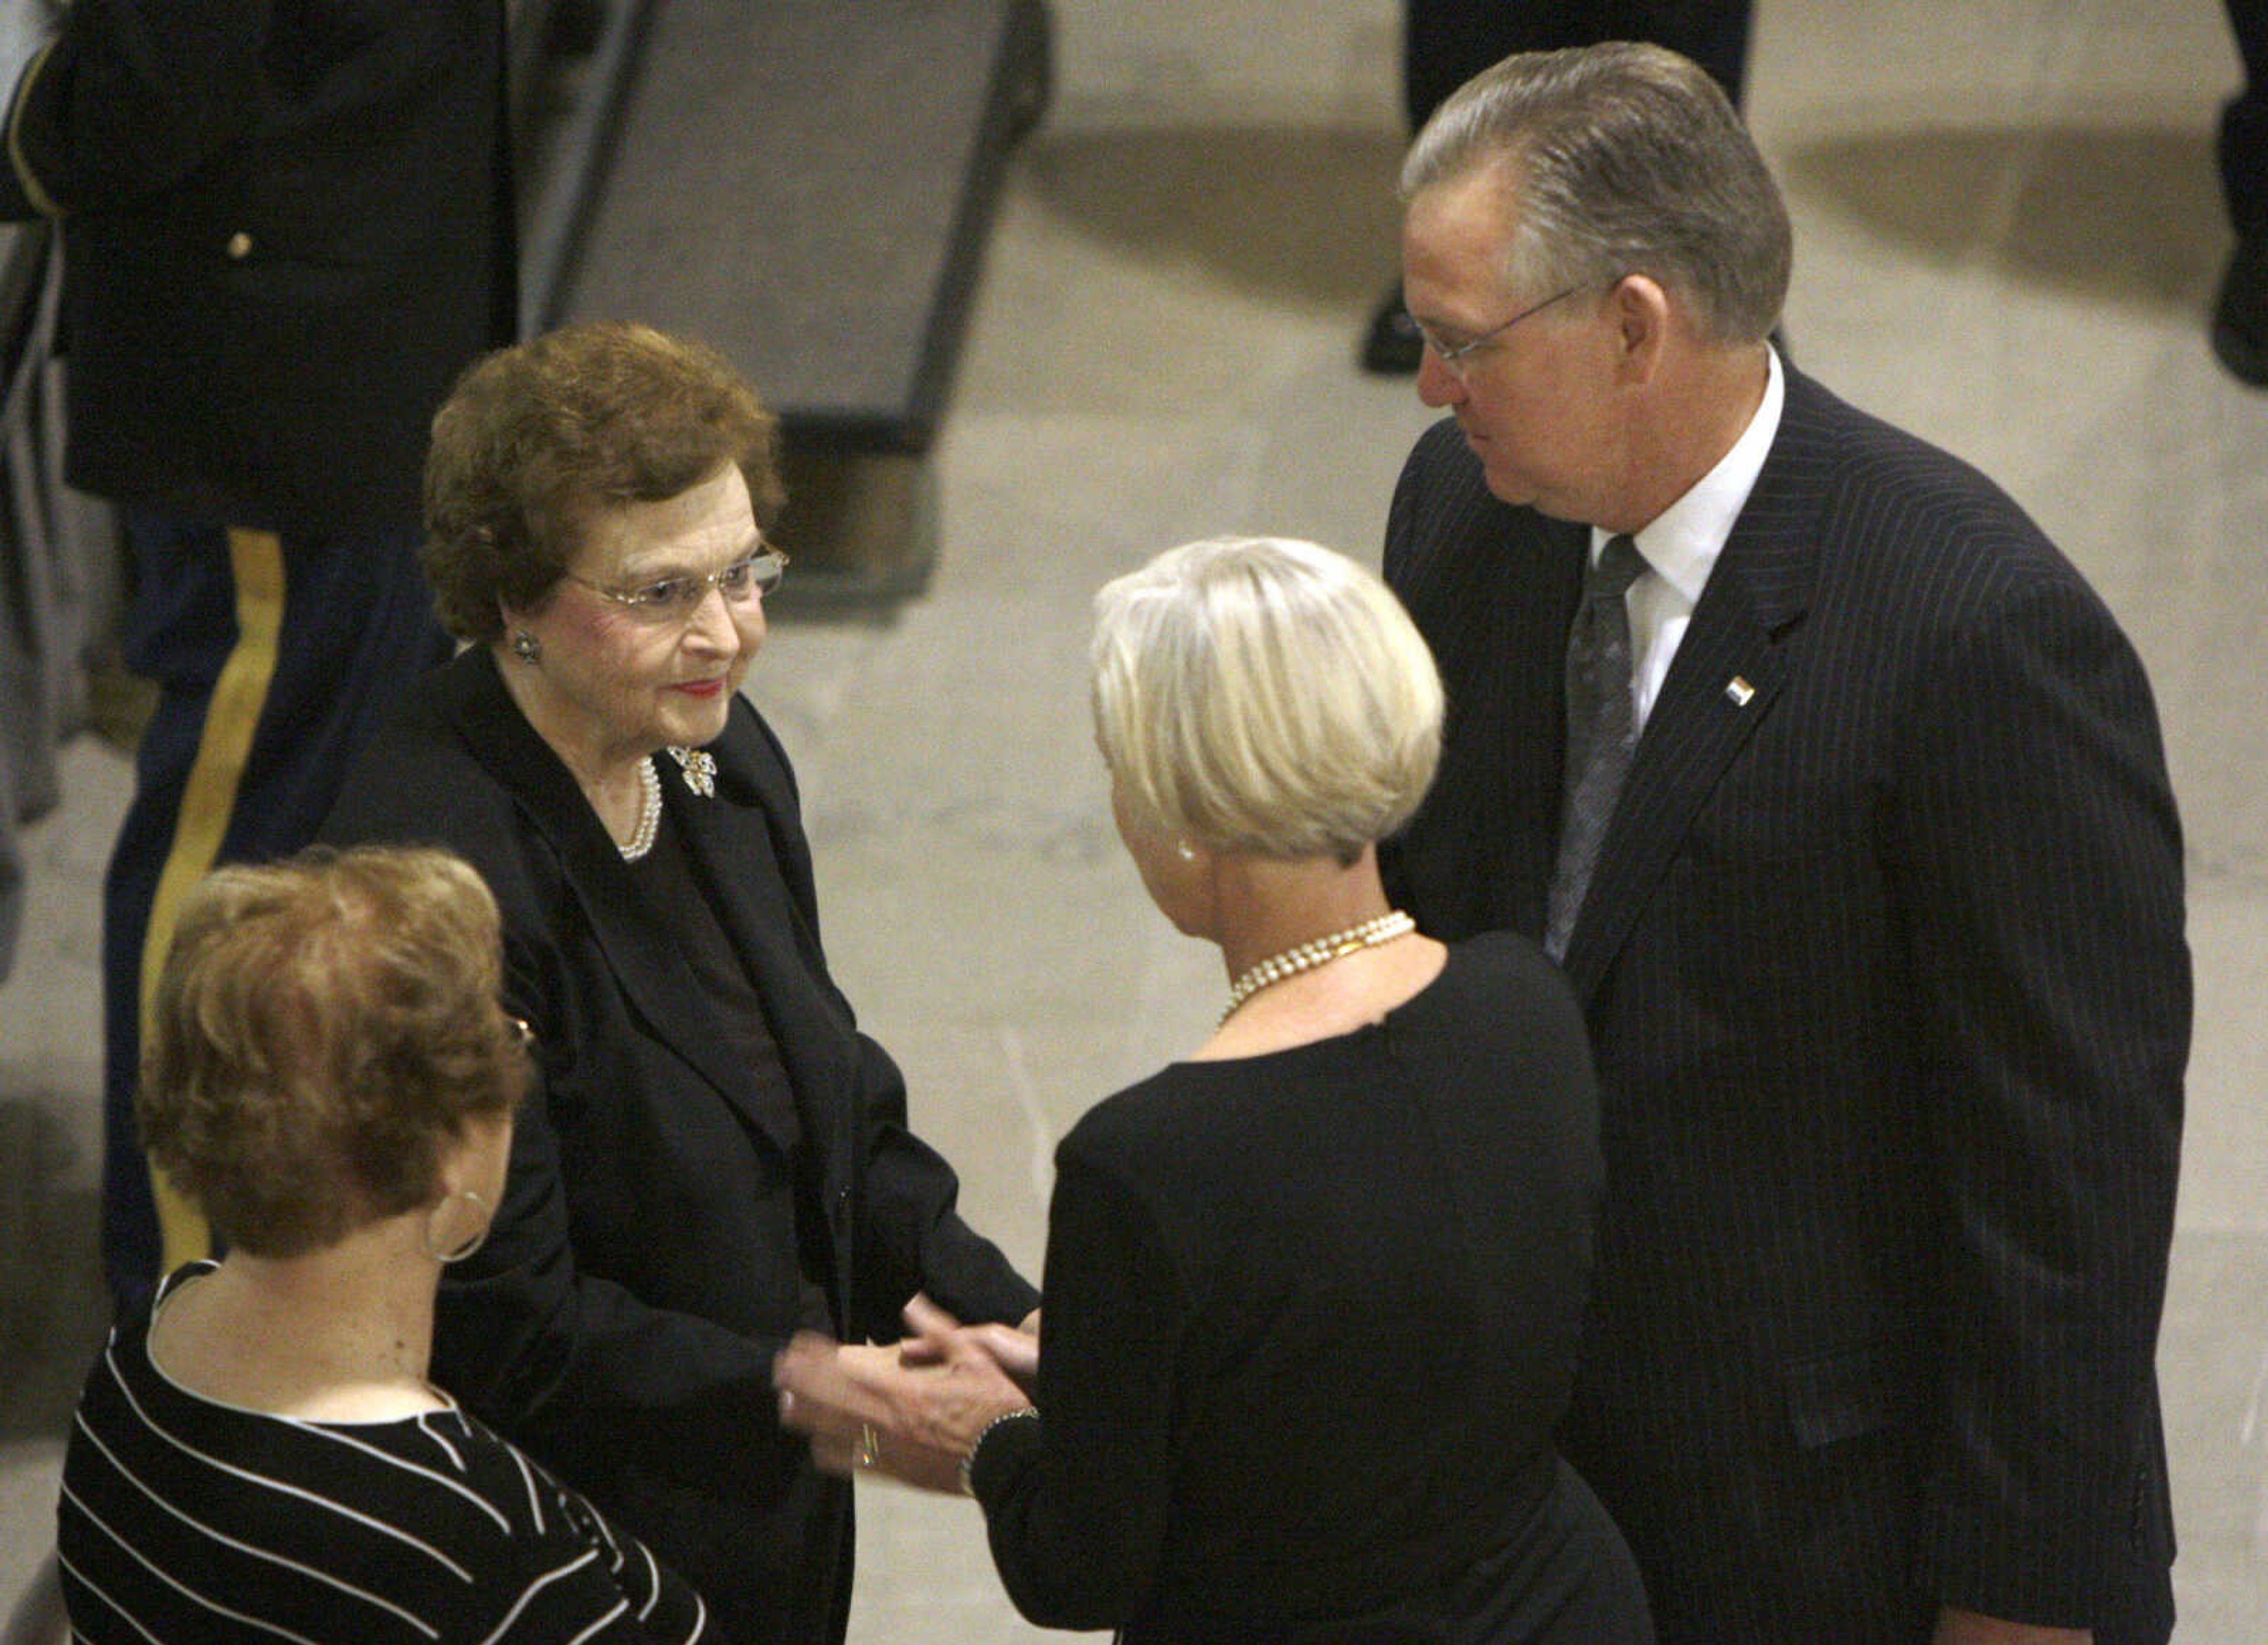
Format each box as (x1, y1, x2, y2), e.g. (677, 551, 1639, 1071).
(782, 537, 1650, 1644)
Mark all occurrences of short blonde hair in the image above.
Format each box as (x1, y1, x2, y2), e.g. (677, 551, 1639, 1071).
(1091, 536, 1443, 863)
(138, 846, 529, 1258)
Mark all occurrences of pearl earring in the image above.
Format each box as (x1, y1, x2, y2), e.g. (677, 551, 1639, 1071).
(1175, 841, 1197, 862)
(510, 629, 542, 665)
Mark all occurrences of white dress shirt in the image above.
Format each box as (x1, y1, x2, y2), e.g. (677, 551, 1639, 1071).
(1593, 344, 1785, 731)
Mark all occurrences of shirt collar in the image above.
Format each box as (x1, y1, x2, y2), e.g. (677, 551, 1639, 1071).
(1592, 342, 1785, 602)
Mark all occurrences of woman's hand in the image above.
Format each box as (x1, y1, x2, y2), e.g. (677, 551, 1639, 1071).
(895, 1294, 1041, 1393)
(774, 1312, 1032, 1496)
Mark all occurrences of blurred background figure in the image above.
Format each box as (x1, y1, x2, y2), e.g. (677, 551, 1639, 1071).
(780, 536, 1651, 1645)
(0, 2, 519, 1313)
(1363, 1, 1754, 372)
(57, 844, 709, 1644)
(2214, 0, 2267, 385)
(321, 321, 1038, 1645)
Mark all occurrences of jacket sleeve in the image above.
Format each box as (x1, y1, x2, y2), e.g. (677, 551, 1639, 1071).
(971, 1140, 1184, 1630)
(850, 1032, 1040, 1340)
(3, 2, 271, 218)
(1895, 563, 2187, 1622)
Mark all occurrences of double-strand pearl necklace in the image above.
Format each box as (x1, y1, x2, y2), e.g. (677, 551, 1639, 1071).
(618, 756, 662, 862)
(1220, 910, 1416, 1024)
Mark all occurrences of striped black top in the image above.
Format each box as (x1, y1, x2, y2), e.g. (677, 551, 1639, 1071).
(57, 1265, 708, 1643)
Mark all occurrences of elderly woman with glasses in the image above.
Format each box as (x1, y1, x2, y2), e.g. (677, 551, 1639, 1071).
(58, 845, 710, 1643)
(778, 537, 1651, 1644)
(321, 321, 1038, 1645)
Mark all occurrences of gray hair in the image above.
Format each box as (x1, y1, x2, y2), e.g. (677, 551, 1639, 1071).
(1090, 537, 1443, 863)
(1400, 41, 1791, 344)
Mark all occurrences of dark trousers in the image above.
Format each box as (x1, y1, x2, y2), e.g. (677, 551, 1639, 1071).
(100, 511, 451, 1310)
(1403, 0, 1755, 128)
(2225, 0, 2267, 232)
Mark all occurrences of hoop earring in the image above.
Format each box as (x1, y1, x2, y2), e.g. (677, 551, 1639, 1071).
(510, 629, 542, 665)
(423, 1188, 492, 1265)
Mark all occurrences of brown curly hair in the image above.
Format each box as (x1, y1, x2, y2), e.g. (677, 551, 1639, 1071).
(138, 846, 529, 1258)
(421, 321, 786, 642)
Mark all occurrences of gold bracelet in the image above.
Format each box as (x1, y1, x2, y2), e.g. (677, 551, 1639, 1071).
(959, 1406, 1039, 1497)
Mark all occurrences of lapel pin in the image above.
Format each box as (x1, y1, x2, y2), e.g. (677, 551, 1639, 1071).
(1725, 677, 1755, 707)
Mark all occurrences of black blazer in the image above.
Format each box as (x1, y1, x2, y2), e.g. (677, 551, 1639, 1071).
(323, 648, 1039, 1645)
(1, 1, 517, 533)
(1381, 368, 2188, 1644)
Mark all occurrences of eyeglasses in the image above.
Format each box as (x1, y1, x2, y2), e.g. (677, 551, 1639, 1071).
(1412, 285, 1583, 378)
(561, 546, 790, 624)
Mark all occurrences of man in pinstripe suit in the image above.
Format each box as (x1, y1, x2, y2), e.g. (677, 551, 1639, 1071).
(1379, 44, 2188, 1645)
(1, 3, 516, 1311)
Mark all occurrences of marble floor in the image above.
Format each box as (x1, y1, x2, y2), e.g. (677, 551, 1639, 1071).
(4, 0, 2265, 1637)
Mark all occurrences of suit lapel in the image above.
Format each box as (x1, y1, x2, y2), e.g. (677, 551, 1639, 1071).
(1558, 374, 1840, 1004)
(667, 748, 861, 1177)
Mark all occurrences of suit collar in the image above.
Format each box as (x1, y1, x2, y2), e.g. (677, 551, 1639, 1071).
(1612, 338, 1787, 609)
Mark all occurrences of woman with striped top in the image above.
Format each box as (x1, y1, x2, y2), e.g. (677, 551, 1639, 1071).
(57, 846, 709, 1642)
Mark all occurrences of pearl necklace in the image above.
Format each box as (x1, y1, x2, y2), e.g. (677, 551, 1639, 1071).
(618, 756, 662, 862)
(1220, 910, 1416, 1024)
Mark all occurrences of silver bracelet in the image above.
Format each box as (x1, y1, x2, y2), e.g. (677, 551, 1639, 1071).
(959, 1406, 1039, 1497)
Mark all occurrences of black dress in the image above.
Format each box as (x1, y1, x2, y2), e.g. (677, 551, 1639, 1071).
(967, 934, 1653, 1643)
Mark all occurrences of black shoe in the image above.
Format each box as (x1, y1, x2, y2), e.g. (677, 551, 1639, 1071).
(2211, 230, 2268, 389)
(1361, 285, 1425, 376)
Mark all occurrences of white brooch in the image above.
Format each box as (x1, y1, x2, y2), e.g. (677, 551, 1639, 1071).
(667, 746, 717, 797)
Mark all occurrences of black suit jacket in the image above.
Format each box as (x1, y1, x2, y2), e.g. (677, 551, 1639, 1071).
(1381, 369, 2188, 1644)
(1, 1, 516, 533)
(323, 648, 1039, 1645)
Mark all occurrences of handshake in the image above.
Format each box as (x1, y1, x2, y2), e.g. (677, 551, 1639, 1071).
(775, 1295, 1042, 1497)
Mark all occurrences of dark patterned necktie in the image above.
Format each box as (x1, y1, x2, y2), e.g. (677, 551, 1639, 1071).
(1544, 534, 1646, 961)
